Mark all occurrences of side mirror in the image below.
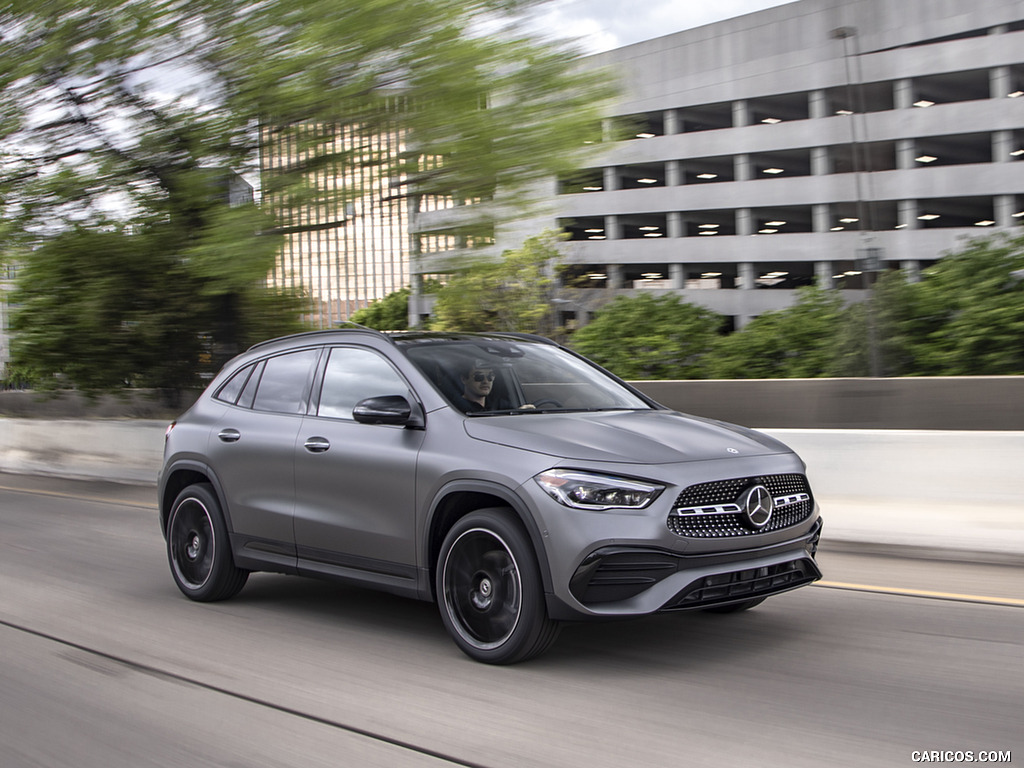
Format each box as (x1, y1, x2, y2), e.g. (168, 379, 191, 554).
(352, 395, 422, 427)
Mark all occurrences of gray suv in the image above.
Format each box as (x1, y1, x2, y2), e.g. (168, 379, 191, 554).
(159, 329, 822, 664)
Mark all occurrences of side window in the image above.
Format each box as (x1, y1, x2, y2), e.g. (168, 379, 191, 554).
(252, 349, 319, 414)
(214, 363, 254, 404)
(237, 360, 265, 409)
(318, 347, 409, 420)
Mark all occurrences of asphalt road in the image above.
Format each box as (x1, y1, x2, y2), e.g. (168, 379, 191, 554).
(1, 473, 1021, 768)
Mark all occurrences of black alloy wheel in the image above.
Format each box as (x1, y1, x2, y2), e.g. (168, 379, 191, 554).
(437, 508, 560, 664)
(167, 483, 248, 602)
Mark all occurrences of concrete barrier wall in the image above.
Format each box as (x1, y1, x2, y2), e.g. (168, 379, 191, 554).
(633, 377, 1024, 430)
(3, 377, 1024, 429)
(1, 419, 1022, 510)
(0, 419, 168, 485)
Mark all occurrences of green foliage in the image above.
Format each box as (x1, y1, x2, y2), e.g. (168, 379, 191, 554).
(901, 233, 1024, 375)
(9, 225, 305, 392)
(826, 270, 917, 377)
(1, 0, 612, 392)
(350, 288, 413, 331)
(706, 286, 845, 379)
(570, 293, 723, 380)
(431, 231, 564, 334)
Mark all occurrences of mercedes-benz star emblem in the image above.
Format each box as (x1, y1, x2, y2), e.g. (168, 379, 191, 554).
(740, 485, 774, 529)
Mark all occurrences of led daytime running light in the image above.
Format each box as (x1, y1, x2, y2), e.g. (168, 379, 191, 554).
(535, 470, 663, 511)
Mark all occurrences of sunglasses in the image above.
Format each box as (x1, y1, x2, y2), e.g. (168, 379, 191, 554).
(472, 371, 496, 382)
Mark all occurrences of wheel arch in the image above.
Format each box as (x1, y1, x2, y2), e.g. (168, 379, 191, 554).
(159, 460, 232, 536)
(423, 480, 553, 602)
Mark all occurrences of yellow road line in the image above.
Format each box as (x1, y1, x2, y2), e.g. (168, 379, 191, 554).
(816, 580, 1024, 607)
(0, 484, 156, 511)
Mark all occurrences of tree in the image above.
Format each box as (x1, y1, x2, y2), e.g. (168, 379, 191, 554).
(349, 288, 413, 331)
(0, 0, 611, 391)
(9, 224, 305, 395)
(827, 270, 917, 377)
(899, 233, 1024, 375)
(706, 286, 845, 379)
(570, 293, 723, 379)
(431, 231, 565, 334)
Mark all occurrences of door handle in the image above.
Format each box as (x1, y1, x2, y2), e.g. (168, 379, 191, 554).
(217, 429, 241, 443)
(304, 436, 331, 453)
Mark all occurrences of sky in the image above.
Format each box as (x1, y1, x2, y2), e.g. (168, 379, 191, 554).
(527, 0, 796, 53)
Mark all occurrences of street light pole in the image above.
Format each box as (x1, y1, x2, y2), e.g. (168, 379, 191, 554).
(832, 26, 882, 377)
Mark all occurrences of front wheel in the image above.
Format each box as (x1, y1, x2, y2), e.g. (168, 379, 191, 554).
(436, 509, 560, 664)
(166, 483, 248, 602)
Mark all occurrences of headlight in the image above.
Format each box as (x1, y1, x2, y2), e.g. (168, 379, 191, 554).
(534, 469, 664, 511)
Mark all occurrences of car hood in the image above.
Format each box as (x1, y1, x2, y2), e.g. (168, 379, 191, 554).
(463, 409, 792, 464)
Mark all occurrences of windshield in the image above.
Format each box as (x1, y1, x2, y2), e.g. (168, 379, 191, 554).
(400, 338, 653, 415)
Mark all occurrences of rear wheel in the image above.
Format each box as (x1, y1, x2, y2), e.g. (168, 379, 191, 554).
(167, 483, 248, 602)
(436, 508, 560, 664)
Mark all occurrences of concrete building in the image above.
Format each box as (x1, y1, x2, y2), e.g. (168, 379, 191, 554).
(411, 0, 1024, 329)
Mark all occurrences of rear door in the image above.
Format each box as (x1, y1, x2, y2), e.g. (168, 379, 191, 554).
(208, 347, 320, 567)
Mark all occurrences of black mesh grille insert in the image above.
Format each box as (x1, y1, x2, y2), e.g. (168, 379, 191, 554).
(665, 558, 821, 610)
(667, 474, 813, 538)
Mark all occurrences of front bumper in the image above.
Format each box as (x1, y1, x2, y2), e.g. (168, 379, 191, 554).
(545, 518, 823, 620)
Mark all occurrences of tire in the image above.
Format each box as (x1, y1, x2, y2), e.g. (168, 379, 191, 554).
(436, 508, 560, 664)
(166, 483, 248, 602)
(702, 597, 766, 614)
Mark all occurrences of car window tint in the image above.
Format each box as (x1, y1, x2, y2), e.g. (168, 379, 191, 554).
(252, 350, 318, 414)
(214, 363, 254, 404)
(318, 347, 408, 420)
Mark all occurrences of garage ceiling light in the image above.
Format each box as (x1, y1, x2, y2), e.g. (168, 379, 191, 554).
(835, 109, 854, 116)
(1008, 91, 1024, 98)
(636, 132, 656, 139)
(974, 220, 995, 227)
(636, 178, 658, 184)
(839, 217, 859, 223)
(582, 185, 603, 191)
(913, 100, 935, 108)
(696, 173, 718, 179)
(763, 167, 784, 174)
(918, 214, 940, 220)
(915, 155, 938, 163)
(761, 117, 782, 124)
(765, 220, 786, 227)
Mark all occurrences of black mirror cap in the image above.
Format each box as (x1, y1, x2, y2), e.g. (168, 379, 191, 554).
(353, 395, 421, 427)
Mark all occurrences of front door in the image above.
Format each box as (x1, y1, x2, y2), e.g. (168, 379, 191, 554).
(293, 346, 424, 580)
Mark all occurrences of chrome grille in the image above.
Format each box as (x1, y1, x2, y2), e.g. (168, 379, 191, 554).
(667, 474, 813, 538)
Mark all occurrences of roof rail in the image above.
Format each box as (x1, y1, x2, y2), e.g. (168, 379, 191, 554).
(246, 324, 391, 352)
